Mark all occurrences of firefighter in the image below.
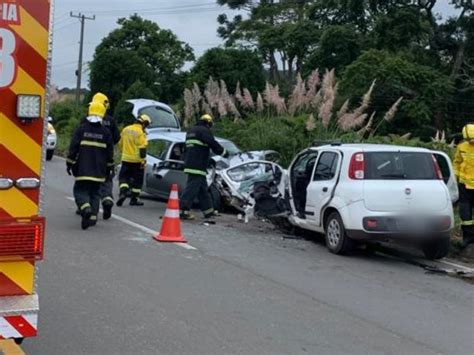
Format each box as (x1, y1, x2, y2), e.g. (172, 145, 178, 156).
(180, 114, 227, 220)
(116, 114, 151, 207)
(454, 123, 474, 249)
(90, 93, 120, 219)
(67, 102, 114, 230)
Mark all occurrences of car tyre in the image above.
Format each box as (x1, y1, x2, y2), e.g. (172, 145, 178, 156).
(422, 237, 450, 260)
(325, 212, 353, 255)
(46, 149, 54, 161)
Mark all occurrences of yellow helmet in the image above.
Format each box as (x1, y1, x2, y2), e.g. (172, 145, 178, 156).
(138, 114, 152, 127)
(200, 114, 214, 123)
(92, 92, 110, 110)
(462, 124, 474, 140)
(88, 101, 106, 118)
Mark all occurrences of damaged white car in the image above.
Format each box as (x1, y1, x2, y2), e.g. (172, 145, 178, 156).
(252, 143, 459, 260)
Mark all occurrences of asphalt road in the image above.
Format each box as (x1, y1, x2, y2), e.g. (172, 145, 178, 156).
(24, 158, 473, 355)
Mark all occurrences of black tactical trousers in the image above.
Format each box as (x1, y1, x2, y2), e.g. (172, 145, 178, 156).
(74, 181, 101, 221)
(119, 162, 144, 199)
(459, 183, 474, 242)
(99, 176, 114, 206)
(180, 174, 213, 216)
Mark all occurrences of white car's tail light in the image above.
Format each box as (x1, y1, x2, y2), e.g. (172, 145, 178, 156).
(431, 155, 443, 180)
(349, 152, 365, 179)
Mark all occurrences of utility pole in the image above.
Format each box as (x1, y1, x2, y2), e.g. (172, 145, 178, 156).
(70, 12, 95, 105)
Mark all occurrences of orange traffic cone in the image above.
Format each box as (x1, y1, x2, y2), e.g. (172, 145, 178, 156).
(154, 184, 187, 243)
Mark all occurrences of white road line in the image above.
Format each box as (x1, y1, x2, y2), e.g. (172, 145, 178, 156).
(439, 259, 474, 273)
(65, 197, 197, 250)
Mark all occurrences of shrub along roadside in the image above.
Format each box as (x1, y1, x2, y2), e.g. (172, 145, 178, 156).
(214, 115, 455, 167)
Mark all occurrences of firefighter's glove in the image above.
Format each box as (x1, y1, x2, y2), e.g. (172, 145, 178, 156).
(140, 160, 146, 169)
(107, 165, 116, 179)
(66, 163, 74, 176)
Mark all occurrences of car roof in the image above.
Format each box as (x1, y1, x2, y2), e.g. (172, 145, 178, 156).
(311, 143, 432, 153)
(147, 130, 231, 144)
(127, 99, 175, 118)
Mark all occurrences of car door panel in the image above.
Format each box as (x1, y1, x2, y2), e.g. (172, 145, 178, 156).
(305, 151, 341, 226)
(432, 151, 459, 203)
(288, 150, 319, 216)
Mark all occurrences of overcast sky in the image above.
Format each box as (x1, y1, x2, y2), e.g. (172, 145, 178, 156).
(51, 0, 460, 89)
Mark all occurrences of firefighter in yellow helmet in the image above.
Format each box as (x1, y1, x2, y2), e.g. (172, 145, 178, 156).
(67, 102, 115, 230)
(454, 123, 474, 248)
(117, 114, 152, 207)
(89, 93, 120, 219)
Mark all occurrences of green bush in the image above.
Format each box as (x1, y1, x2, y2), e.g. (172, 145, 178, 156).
(215, 114, 455, 167)
(50, 100, 86, 155)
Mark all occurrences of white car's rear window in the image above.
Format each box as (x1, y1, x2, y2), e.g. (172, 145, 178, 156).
(365, 152, 437, 180)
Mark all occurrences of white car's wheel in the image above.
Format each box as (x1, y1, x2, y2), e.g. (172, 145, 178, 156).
(325, 212, 353, 255)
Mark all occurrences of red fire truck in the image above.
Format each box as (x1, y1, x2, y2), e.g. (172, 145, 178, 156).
(0, 0, 51, 343)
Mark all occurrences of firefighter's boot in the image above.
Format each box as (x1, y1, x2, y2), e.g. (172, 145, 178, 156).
(130, 198, 144, 206)
(89, 215, 98, 227)
(103, 201, 113, 220)
(117, 191, 127, 207)
(180, 210, 195, 221)
(81, 207, 92, 230)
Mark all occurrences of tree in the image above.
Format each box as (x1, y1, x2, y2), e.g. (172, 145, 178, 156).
(90, 15, 194, 105)
(303, 24, 361, 74)
(113, 80, 156, 126)
(89, 49, 155, 112)
(190, 48, 266, 93)
(217, 0, 319, 82)
(340, 49, 453, 139)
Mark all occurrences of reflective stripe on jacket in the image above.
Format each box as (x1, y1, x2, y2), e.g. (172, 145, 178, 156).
(183, 121, 225, 175)
(67, 121, 114, 182)
(119, 123, 147, 163)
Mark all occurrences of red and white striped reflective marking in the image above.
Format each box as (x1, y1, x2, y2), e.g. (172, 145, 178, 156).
(0, 315, 37, 339)
(164, 209, 180, 219)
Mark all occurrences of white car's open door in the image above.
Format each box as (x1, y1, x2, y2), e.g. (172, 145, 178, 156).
(432, 150, 459, 203)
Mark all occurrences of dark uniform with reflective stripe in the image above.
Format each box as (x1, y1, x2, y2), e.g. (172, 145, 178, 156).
(67, 120, 114, 221)
(82, 114, 120, 207)
(181, 121, 226, 217)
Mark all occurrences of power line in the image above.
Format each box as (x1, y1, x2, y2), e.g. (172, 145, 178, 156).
(55, 21, 77, 32)
(71, 2, 217, 15)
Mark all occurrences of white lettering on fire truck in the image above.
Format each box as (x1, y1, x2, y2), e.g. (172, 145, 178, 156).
(0, 3, 19, 24)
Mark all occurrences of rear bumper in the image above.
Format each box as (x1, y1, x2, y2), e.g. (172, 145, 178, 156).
(0, 294, 38, 339)
(346, 229, 451, 242)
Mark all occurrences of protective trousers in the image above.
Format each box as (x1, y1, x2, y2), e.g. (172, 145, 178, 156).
(74, 181, 101, 222)
(180, 174, 214, 217)
(118, 162, 144, 199)
(459, 183, 474, 244)
(99, 176, 114, 206)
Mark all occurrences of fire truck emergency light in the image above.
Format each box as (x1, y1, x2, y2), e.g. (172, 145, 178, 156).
(0, 178, 14, 190)
(17, 94, 42, 119)
(16, 178, 40, 189)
